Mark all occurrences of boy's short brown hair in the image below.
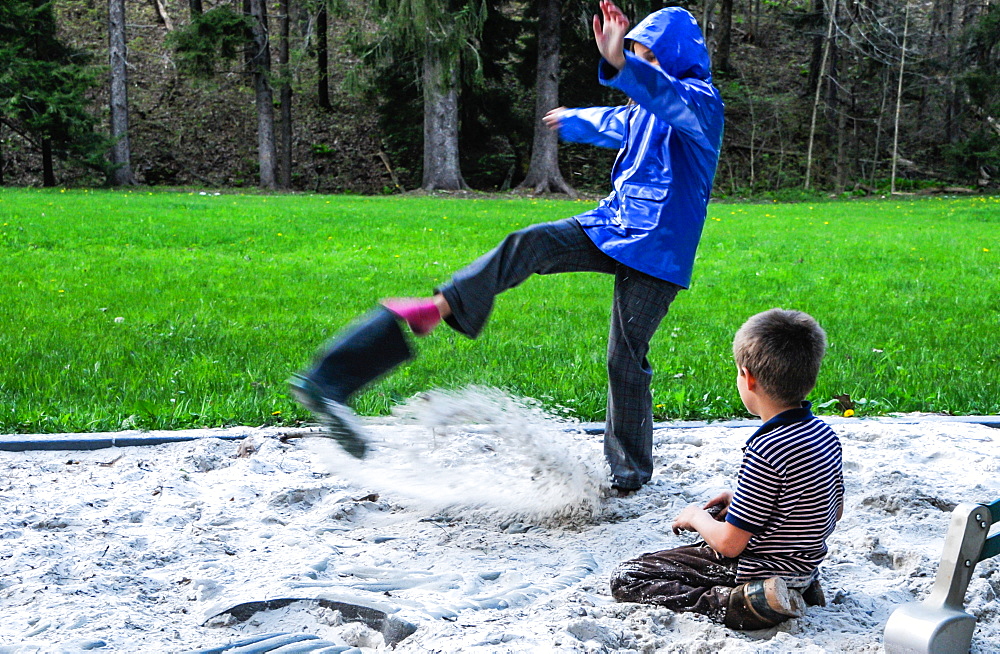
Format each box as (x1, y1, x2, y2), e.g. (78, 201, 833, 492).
(733, 309, 827, 405)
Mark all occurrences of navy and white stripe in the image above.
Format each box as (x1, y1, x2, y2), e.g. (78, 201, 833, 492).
(726, 404, 844, 584)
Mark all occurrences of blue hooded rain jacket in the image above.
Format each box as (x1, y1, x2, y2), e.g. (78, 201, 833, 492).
(559, 7, 724, 288)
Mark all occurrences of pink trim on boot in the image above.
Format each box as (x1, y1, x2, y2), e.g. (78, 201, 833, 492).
(381, 298, 442, 336)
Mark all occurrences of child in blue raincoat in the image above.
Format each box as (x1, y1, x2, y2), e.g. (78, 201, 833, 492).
(291, 1, 725, 493)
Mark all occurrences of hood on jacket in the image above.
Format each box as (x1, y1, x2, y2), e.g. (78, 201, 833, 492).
(625, 7, 712, 82)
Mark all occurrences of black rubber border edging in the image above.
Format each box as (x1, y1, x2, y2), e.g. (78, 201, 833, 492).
(2, 417, 997, 452)
(0, 432, 250, 452)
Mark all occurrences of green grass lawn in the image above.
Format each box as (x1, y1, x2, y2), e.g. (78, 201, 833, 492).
(1, 188, 998, 433)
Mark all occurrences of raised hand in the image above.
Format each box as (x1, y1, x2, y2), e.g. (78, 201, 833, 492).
(543, 106, 567, 130)
(592, 0, 630, 70)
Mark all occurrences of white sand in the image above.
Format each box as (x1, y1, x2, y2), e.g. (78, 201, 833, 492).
(2, 390, 999, 653)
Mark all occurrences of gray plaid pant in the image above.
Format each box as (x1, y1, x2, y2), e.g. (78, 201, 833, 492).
(437, 218, 681, 489)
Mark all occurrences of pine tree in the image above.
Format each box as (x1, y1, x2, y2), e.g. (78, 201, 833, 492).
(0, 0, 110, 185)
(370, 0, 487, 191)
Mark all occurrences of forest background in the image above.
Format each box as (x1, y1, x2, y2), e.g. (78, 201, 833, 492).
(2, 0, 1000, 197)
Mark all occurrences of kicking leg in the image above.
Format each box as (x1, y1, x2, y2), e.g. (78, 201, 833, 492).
(397, 218, 615, 339)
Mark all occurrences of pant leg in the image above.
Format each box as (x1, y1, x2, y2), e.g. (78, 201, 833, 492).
(610, 543, 738, 623)
(437, 218, 615, 338)
(604, 266, 681, 489)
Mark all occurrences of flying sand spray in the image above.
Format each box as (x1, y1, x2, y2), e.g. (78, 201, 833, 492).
(309, 387, 610, 525)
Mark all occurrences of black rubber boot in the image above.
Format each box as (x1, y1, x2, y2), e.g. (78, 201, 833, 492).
(723, 577, 806, 631)
(801, 578, 826, 607)
(290, 306, 414, 458)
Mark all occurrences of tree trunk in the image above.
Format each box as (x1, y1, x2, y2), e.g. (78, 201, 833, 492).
(826, 12, 841, 189)
(317, 4, 331, 110)
(151, 0, 174, 30)
(42, 138, 55, 187)
(870, 65, 890, 188)
(745, 0, 760, 40)
(804, 0, 835, 190)
(188, 0, 202, 17)
(243, 0, 253, 69)
(934, 0, 959, 144)
(277, 0, 292, 189)
(249, 0, 277, 189)
(108, 0, 138, 186)
(890, 3, 909, 195)
(516, 0, 575, 196)
(835, 97, 847, 191)
(716, 0, 733, 73)
(806, 0, 824, 96)
(701, 0, 715, 44)
(421, 48, 467, 191)
(739, 67, 758, 188)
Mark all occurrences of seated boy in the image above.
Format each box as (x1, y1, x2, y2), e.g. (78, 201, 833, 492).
(610, 308, 844, 630)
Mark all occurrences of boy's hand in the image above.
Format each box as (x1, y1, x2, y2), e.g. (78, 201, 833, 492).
(543, 106, 567, 130)
(671, 504, 703, 535)
(673, 491, 733, 534)
(593, 0, 629, 70)
(705, 491, 733, 520)
(672, 495, 753, 558)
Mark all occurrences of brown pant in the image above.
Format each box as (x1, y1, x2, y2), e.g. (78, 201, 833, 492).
(610, 543, 739, 624)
